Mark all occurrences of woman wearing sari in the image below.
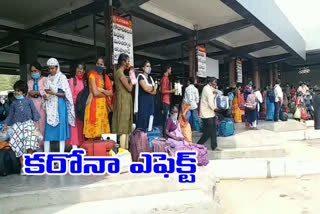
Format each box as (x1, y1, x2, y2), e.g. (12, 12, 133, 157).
(166, 106, 188, 147)
(27, 62, 47, 151)
(178, 101, 192, 143)
(83, 57, 113, 139)
(232, 84, 242, 123)
(43, 58, 75, 153)
(265, 86, 275, 121)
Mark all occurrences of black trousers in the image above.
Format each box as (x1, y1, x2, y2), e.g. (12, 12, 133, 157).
(274, 102, 281, 122)
(162, 103, 170, 135)
(197, 116, 217, 150)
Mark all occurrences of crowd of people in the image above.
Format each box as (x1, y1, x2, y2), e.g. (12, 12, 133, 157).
(1, 52, 319, 175)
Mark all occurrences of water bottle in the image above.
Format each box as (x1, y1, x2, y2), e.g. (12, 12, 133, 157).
(33, 79, 39, 98)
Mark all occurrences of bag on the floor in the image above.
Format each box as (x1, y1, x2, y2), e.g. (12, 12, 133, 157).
(218, 119, 235, 137)
(216, 95, 229, 110)
(0, 147, 20, 176)
(129, 129, 151, 162)
(280, 111, 288, 121)
(75, 84, 90, 121)
(246, 94, 257, 110)
(81, 140, 115, 156)
(147, 127, 162, 148)
(152, 138, 167, 153)
(0, 124, 9, 142)
(109, 148, 132, 173)
(175, 143, 209, 166)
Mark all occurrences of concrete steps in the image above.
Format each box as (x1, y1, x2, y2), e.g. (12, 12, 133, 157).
(13, 190, 218, 214)
(0, 166, 217, 214)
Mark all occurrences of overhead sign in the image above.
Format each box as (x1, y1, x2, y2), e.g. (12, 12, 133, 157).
(196, 46, 207, 78)
(236, 58, 242, 83)
(298, 67, 310, 74)
(112, 15, 134, 66)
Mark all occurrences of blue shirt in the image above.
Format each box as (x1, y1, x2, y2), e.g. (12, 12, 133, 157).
(2, 98, 40, 126)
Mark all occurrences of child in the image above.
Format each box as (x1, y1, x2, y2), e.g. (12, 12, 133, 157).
(1, 80, 40, 175)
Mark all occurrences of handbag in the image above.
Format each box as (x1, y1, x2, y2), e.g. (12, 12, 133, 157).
(301, 107, 308, 120)
(294, 107, 301, 119)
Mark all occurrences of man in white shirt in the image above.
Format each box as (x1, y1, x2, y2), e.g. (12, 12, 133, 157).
(184, 77, 200, 131)
(198, 77, 218, 150)
(274, 79, 283, 122)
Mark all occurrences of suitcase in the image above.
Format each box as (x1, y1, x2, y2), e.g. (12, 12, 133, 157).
(152, 138, 167, 153)
(129, 129, 151, 162)
(81, 140, 115, 156)
(218, 119, 235, 137)
(147, 127, 162, 148)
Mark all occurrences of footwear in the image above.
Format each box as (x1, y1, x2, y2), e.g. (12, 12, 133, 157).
(20, 168, 27, 176)
(214, 148, 222, 152)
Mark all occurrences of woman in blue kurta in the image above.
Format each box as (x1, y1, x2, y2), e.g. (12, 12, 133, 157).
(134, 60, 156, 131)
(43, 58, 75, 153)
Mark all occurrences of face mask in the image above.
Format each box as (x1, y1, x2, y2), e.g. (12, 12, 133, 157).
(0, 99, 4, 105)
(146, 67, 152, 74)
(15, 95, 24, 100)
(96, 66, 104, 73)
(250, 82, 253, 86)
(31, 73, 40, 79)
(76, 73, 84, 79)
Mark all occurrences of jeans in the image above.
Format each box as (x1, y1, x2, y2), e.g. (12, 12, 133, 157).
(189, 109, 201, 132)
(197, 117, 217, 150)
(274, 102, 281, 122)
(162, 103, 170, 135)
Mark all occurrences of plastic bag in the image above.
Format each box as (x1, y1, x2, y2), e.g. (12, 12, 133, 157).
(0, 124, 9, 142)
(294, 107, 301, 119)
(109, 148, 132, 174)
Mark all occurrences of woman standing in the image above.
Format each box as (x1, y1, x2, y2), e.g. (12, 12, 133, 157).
(84, 57, 113, 139)
(134, 60, 156, 131)
(27, 62, 47, 151)
(266, 86, 275, 121)
(67, 63, 86, 149)
(232, 84, 242, 123)
(112, 53, 134, 149)
(43, 58, 75, 153)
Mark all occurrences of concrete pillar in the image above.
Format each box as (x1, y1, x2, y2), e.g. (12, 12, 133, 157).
(189, 40, 196, 78)
(269, 64, 273, 88)
(229, 57, 236, 87)
(253, 60, 260, 89)
(273, 63, 279, 84)
(104, 0, 113, 69)
(19, 38, 38, 82)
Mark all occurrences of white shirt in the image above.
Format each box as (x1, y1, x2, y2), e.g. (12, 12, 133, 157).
(184, 84, 199, 110)
(200, 84, 217, 119)
(254, 91, 263, 103)
(274, 84, 283, 103)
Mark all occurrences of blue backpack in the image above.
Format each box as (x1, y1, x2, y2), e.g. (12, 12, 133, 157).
(268, 90, 276, 103)
(146, 127, 162, 148)
(218, 119, 235, 137)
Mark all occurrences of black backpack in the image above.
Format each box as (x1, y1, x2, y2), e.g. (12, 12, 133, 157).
(75, 79, 89, 121)
(268, 90, 276, 103)
(0, 147, 20, 176)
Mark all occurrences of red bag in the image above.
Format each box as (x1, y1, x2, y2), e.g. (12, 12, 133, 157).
(81, 140, 115, 156)
(301, 108, 308, 120)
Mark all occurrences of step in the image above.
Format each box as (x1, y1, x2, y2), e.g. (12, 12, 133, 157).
(258, 120, 307, 132)
(281, 129, 320, 141)
(0, 166, 216, 214)
(210, 158, 320, 179)
(13, 190, 219, 214)
(193, 129, 286, 149)
(208, 146, 287, 160)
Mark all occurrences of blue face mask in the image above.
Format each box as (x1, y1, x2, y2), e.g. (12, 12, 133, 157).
(31, 73, 40, 79)
(146, 67, 152, 74)
(15, 95, 24, 100)
(96, 66, 104, 73)
(250, 82, 253, 86)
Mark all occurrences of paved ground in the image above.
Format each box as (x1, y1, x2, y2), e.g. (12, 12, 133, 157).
(217, 175, 320, 214)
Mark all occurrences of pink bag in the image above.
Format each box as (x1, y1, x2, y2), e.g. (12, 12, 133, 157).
(129, 129, 151, 162)
(175, 144, 209, 166)
(152, 138, 167, 153)
(301, 108, 308, 120)
(246, 94, 257, 110)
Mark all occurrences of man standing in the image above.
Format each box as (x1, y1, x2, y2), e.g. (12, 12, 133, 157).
(184, 77, 200, 131)
(274, 79, 283, 122)
(313, 85, 320, 130)
(197, 77, 218, 150)
(161, 65, 176, 135)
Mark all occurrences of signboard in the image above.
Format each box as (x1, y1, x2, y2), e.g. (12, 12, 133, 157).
(196, 46, 207, 78)
(236, 58, 242, 83)
(112, 15, 134, 66)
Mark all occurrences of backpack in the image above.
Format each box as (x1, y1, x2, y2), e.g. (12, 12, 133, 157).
(268, 90, 276, 103)
(175, 144, 209, 166)
(75, 82, 89, 121)
(129, 129, 151, 162)
(0, 147, 20, 176)
(218, 119, 235, 137)
(216, 95, 229, 110)
(246, 94, 257, 110)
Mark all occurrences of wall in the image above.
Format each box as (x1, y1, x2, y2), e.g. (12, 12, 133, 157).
(206, 57, 219, 78)
(281, 65, 320, 87)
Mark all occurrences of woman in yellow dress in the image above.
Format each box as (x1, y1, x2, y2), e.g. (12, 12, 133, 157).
(83, 57, 113, 139)
(232, 84, 242, 123)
